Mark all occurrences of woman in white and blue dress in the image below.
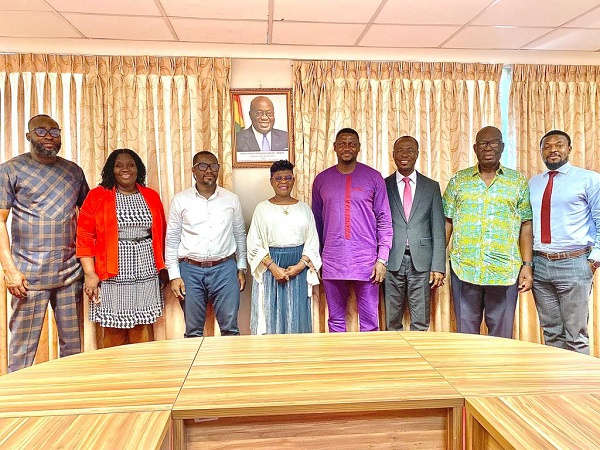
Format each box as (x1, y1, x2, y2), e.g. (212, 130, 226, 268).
(77, 149, 167, 347)
(247, 160, 321, 335)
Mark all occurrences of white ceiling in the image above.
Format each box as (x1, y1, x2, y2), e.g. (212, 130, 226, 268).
(0, 0, 600, 56)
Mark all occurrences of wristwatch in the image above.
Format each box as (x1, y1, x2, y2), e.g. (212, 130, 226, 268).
(589, 259, 600, 269)
(522, 261, 534, 267)
(377, 258, 388, 267)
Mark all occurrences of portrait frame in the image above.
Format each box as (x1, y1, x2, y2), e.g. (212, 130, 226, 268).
(232, 88, 294, 168)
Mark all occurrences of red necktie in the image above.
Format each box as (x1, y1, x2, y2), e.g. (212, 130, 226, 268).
(541, 171, 558, 244)
(403, 177, 412, 219)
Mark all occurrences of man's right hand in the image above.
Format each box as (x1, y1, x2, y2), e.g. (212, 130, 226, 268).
(170, 278, 186, 300)
(4, 270, 28, 299)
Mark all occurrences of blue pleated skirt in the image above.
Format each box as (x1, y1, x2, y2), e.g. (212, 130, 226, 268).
(251, 244, 312, 334)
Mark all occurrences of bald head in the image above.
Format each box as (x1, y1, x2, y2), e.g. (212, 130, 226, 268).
(250, 96, 275, 135)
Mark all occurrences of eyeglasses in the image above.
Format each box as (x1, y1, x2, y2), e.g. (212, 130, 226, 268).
(31, 127, 61, 138)
(476, 139, 502, 149)
(273, 175, 294, 182)
(250, 110, 275, 119)
(193, 162, 220, 172)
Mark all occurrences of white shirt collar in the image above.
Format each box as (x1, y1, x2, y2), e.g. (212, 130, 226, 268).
(396, 170, 417, 184)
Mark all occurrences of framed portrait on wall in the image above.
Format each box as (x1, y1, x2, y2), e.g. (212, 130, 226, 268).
(232, 88, 293, 168)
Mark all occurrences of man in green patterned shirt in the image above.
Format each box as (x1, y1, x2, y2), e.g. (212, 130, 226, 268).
(443, 126, 533, 338)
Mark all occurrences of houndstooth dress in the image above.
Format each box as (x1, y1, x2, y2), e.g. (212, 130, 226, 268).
(89, 191, 164, 328)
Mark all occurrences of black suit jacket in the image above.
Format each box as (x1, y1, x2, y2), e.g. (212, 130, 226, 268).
(235, 127, 289, 152)
(385, 171, 445, 273)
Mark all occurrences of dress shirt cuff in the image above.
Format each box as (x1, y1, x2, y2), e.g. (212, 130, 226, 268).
(167, 265, 181, 280)
(237, 260, 247, 270)
(588, 248, 600, 261)
(377, 248, 390, 261)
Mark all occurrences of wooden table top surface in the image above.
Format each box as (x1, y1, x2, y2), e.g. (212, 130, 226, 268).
(2, 332, 600, 448)
(0, 338, 201, 418)
(467, 393, 600, 449)
(173, 332, 463, 419)
(0, 410, 171, 450)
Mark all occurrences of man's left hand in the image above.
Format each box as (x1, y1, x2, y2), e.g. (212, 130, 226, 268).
(430, 271, 445, 289)
(370, 261, 387, 284)
(238, 269, 246, 292)
(518, 265, 533, 293)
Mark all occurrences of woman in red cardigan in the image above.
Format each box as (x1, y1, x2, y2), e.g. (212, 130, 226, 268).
(77, 149, 167, 347)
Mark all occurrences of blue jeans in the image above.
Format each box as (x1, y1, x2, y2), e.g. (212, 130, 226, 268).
(179, 258, 240, 337)
(532, 253, 592, 354)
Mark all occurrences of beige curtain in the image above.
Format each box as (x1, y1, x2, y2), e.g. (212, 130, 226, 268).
(510, 64, 600, 356)
(0, 54, 232, 374)
(292, 60, 503, 333)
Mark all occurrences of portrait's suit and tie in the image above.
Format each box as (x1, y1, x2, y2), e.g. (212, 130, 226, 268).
(384, 136, 445, 331)
(235, 127, 289, 152)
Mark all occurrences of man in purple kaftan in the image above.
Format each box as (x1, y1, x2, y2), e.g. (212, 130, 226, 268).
(312, 128, 393, 332)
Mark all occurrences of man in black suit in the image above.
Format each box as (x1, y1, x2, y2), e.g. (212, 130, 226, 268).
(236, 96, 288, 152)
(384, 136, 445, 331)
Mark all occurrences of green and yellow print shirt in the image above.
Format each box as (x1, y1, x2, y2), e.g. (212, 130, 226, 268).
(443, 165, 532, 286)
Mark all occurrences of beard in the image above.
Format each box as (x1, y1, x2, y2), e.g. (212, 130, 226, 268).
(544, 158, 568, 171)
(32, 140, 61, 158)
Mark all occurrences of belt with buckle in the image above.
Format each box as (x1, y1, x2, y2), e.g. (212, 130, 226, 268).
(180, 254, 234, 268)
(534, 247, 591, 261)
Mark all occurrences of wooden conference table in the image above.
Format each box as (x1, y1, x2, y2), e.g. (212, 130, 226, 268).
(1, 332, 600, 449)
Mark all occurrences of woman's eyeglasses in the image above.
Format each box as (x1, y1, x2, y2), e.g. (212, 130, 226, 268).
(273, 175, 294, 182)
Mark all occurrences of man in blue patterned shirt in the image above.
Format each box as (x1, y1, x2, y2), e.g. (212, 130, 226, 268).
(0, 114, 89, 372)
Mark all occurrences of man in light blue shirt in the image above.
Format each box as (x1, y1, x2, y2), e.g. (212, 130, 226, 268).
(529, 130, 600, 354)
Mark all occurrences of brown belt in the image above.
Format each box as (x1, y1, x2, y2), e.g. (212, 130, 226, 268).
(180, 254, 234, 268)
(534, 247, 591, 261)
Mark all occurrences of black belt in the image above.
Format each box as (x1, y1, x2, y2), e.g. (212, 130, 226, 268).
(118, 235, 151, 242)
(180, 254, 234, 268)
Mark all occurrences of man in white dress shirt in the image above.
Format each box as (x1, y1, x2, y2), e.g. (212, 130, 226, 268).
(166, 151, 247, 337)
(529, 130, 600, 354)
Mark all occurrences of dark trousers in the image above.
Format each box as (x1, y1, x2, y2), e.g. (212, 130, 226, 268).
(179, 258, 240, 337)
(384, 252, 431, 331)
(450, 266, 518, 339)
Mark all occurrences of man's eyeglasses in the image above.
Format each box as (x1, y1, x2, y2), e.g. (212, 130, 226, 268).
(475, 139, 502, 149)
(192, 162, 220, 172)
(273, 175, 294, 182)
(31, 127, 61, 138)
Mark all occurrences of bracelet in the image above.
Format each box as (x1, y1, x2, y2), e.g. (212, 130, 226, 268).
(266, 261, 273, 270)
(522, 261, 534, 267)
(261, 255, 271, 266)
(299, 259, 308, 268)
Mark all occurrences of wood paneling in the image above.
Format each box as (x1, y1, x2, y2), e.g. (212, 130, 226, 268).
(0, 410, 171, 450)
(186, 410, 449, 450)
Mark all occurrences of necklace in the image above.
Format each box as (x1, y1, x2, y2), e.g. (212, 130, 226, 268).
(281, 205, 291, 215)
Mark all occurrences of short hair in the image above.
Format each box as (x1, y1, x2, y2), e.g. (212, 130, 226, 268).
(394, 135, 419, 151)
(270, 160, 294, 177)
(27, 114, 55, 130)
(336, 128, 359, 140)
(100, 149, 147, 189)
(193, 150, 217, 165)
(540, 130, 571, 148)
